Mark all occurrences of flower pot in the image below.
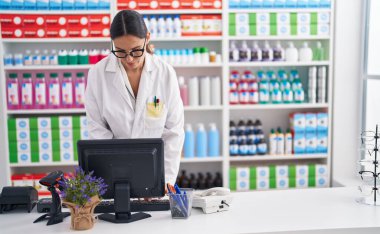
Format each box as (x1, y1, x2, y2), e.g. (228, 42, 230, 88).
(63, 195, 101, 231)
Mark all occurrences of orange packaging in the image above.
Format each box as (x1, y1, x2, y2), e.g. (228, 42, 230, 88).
(0, 14, 23, 27)
(45, 15, 67, 27)
(67, 15, 89, 27)
(158, 0, 172, 9)
(24, 27, 46, 38)
(1, 26, 23, 38)
(202, 14, 222, 36)
(181, 15, 203, 36)
(180, 0, 201, 8)
(89, 25, 110, 38)
(202, 0, 222, 9)
(89, 15, 110, 27)
(46, 26, 68, 38)
(23, 15, 45, 27)
(138, 0, 158, 9)
(68, 26, 89, 38)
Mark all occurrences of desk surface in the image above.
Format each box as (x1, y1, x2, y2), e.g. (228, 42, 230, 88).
(1, 187, 380, 234)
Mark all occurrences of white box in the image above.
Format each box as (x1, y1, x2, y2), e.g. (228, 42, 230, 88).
(297, 13, 311, 24)
(81, 129, 89, 140)
(39, 140, 52, 152)
(277, 24, 291, 36)
(256, 166, 270, 178)
(305, 113, 317, 133)
(60, 129, 73, 140)
(294, 133, 306, 154)
(277, 177, 289, 189)
(306, 133, 317, 153)
(60, 140, 73, 152)
(257, 24, 270, 36)
(17, 140, 31, 152)
(40, 151, 53, 163)
(237, 167, 250, 181)
(38, 129, 52, 141)
(277, 13, 290, 24)
(236, 24, 250, 36)
(318, 12, 330, 24)
(316, 176, 328, 187)
(257, 13, 270, 24)
(276, 165, 289, 178)
(316, 164, 328, 177)
(61, 150, 74, 162)
(317, 133, 328, 153)
(257, 177, 270, 190)
(236, 13, 249, 25)
(318, 24, 330, 35)
(16, 118, 29, 130)
(38, 117, 51, 130)
(80, 116, 87, 128)
(296, 165, 309, 178)
(296, 177, 308, 188)
(291, 113, 306, 133)
(18, 152, 31, 164)
(317, 113, 328, 132)
(59, 116, 72, 129)
(298, 24, 311, 36)
(17, 130, 30, 141)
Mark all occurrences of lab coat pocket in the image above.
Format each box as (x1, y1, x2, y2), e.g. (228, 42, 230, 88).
(144, 102, 166, 130)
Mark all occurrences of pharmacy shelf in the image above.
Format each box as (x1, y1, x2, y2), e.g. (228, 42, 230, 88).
(172, 63, 223, 68)
(229, 61, 330, 67)
(10, 162, 77, 168)
(1, 38, 110, 43)
(228, 8, 331, 13)
(229, 154, 328, 162)
(138, 9, 223, 15)
(180, 157, 223, 163)
(4, 65, 93, 71)
(229, 103, 329, 110)
(228, 36, 330, 41)
(7, 109, 86, 115)
(0, 10, 110, 15)
(151, 36, 223, 42)
(184, 106, 223, 111)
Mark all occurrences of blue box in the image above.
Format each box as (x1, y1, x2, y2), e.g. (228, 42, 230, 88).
(11, 0, 24, 9)
(98, 0, 109, 9)
(305, 113, 317, 134)
(24, 0, 36, 9)
(297, 0, 308, 8)
(294, 133, 305, 154)
(74, 0, 86, 9)
(36, 0, 49, 9)
(317, 112, 328, 133)
(274, 0, 285, 7)
(317, 132, 328, 153)
(62, 0, 74, 9)
(319, 0, 331, 8)
(251, 0, 263, 8)
(0, 0, 11, 9)
(305, 133, 317, 153)
(308, 0, 319, 8)
(87, 0, 98, 9)
(49, 0, 62, 9)
(262, 0, 274, 7)
(239, 0, 250, 8)
(291, 113, 306, 134)
(285, 0, 297, 7)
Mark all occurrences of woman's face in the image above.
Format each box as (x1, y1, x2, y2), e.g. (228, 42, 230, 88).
(113, 34, 149, 71)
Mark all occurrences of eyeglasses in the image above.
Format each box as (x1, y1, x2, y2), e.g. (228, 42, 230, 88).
(111, 38, 146, 58)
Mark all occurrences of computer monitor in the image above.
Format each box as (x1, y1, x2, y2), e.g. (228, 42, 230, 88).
(78, 138, 165, 224)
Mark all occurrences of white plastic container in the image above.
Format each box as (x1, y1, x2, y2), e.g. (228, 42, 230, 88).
(200, 76, 211, 106)
(285, 42, 299, 62)
(210, 76, 221, 106)
(299, 42, 313, 62)
(32, 50, 41, 65)
(188, 76, 199, 106)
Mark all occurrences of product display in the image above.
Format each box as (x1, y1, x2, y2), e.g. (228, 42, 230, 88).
(0, 0, 110, 10)
(6, 72, 87, 110)
(229, 70, 306, 105)
(7, 116, 88, 164)
(184, 123, 220, 158)
(155, 47, 221, 65)
(230, 163, 329, 191)
(229, 0, 331, 8)
(290, 112, 328, 154)
(229, 12, 330, 36)
(181, 76, 221, 106)
(0, 14, 110, 38)
(176, 170, 223, 189)
(117, 0, 222, 10)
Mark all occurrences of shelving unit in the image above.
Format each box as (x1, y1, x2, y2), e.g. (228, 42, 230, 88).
(0, 1, 335, 190)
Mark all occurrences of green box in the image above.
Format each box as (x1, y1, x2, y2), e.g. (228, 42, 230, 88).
(52, 141, 61, 162)
(230, 181, 237, 191)
(308, 176, 316, 187)
(270, 13, 277, 25)
(308, 164, 316, 177)
(290, 13, 298, 25)
(249, 13, 256, 25)
(310, 12, 318, 24)
(229, 25, 236, 36)
(8, 130, 17, 142)
(229, 13, 236, 25)
(249, 24, 257, 36)
(270, 165, 276, 179)
(8, 118, 16, 132)
(29, 117, 38, 130)
(311, 24, 318, 35)
(289, 165, 296, 179)
(249, 167, 256, 180)
(270, 178, 276, 189)
(230, 167, 237, 181)
(9, 152, 18, 163)
(51, 116, 59, 130)
(250, 179, 257, 190)
(270, 24, 277, 36)
(289, 178, 296, 188)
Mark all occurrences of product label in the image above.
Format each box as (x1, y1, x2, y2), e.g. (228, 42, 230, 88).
(251, 50, 261, 61)
(259, 89, 270, 103)
(247, 144, 257, 155)
(62, 81, 73, 105)
(22, 83, 33, 105)
(75, 82, 85, 105)
(49, 83, 60, 106)
(7, 83, 19, 105)
(249, 91, 259, 103)
(35, 83, 46, 105)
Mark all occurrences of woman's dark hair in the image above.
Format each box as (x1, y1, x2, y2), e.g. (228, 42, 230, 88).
(110, 10, 153, 54)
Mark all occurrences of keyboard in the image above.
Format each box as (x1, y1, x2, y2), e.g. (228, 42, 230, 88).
(94, 199, 170, 213)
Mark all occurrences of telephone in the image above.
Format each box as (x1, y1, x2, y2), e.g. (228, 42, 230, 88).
(192, 187, 233, 214)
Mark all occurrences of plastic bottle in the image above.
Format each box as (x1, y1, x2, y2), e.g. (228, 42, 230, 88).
(200, 47, 210, 64)
(49, 50, 58, 65)
(230, 41, 239, 62)
(230, 120, 237, 136)
(257, 139, 268, 155)
(251, 41, 262, 61)
(48, 73, 60, 108)
(193, 47, 201, 64)
(318, 66, 327, 103)
(165, 16, 173, 38)
(4, 54, 13, 66)
(184, 124, 195, 158)
(239, 139, 248, 156)
(157, 15, 166, 38)
(41, 50, 49, 65)
(21, 73, 33, 109)
(211, 76, 221, 106)
(294, 88, 305, 103)
(14, 53, 23, 66)
(283, 88, 294, 103)
(313, 41, 325, 61)
(259, 73, 270, 104)
(237, 119, 246, 136)
(285, 128, 293, 154)
(100, 49, 110, 60)
(273, 41, 285, 61)
(247, 139, 257, 156)
(58, 49, 68, 65)
(62, 72, 73, 108)
(7, 73, 20, 109)
(262, 41, 273, 61)
(187, 48, 194, 64)
(188, 76, 199, 106)
(196, 123, 207, 157)
(299, 42, 313, 61)
(269, 129, 277, 155)
(32, 50, 41, 65)
(208, 123, 220, 157)
(271, 88, 282, 104)
(285, 42, 299, 62)
(35, 73, 47, 109)
(68, 49, 79, 65)
(277, 128, 285, 155)
(24, 50, 33, 65)
(308, 66, 317, 103)
(239, 41, 251, 62)
(173, 15, 181, 37)
(79, 49, 89, 64)
(89, 49, 100, 64)
(176, 76, 188, 106)
(149, 16, 157, 38)
(74, 72, 86, 108)
(246, 120, 256, 142)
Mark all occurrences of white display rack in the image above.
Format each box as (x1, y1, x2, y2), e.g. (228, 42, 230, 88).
(4, 65, 93, 71)
(0, 10, 110, 14)
(0, 1, 335, 189)
(228, 8, 331, 13)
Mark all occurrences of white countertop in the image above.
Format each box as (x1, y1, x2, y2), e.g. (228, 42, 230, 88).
(1, 187, 380, 234)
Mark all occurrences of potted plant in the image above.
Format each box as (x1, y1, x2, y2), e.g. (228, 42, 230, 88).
(59, 167, 107, 231)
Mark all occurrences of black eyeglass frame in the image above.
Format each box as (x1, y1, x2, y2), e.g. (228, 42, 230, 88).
(111, 38, 147, 59)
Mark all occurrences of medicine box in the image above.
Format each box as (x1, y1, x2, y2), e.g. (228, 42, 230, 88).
(38, 117, 51, 130)
(59, 116, 72, 129)
(18, 151, 31, 164)
(316, 164, 328, 177)
(277, 24, 291, 36)
(61, 150, 74, 162)
(277, 13, 290, 24)
(319, 0, 331, 8)
(317, 24, 330, 35)
(62, 0, 74, 9)
(39, 140, 52, 152)
(80, 116, 87, 128)
(39, 151, 53, 163)
(202, 15, 222, 36)
(308, 0, 320, 8)
(277, 177, 289, 189)
(296, 177, 308, 188)
(257, 13, 270, 24)
(239, 0, 251, 8)
(252, 0, 263, 8)
(235, 13, 249, 25)
(17, 130, 30, 141)
(315, 176, 328, 187)
(274, 0, 286, 8)
(317, 112, 328, 132)
(256, 177, 270, 190)
(50, 0, 63, 10)
(12, 0, 23, 9)
(296, 165, 309, 178)
(236, 167, 250, 191)
(16, 118, 29, 131)
(257, 24, 270, 36)
(276, 165, 289, 178)
(297, 24, 311, 36)
(305, 113, 317, 133)
(81, 129, 89, 140)
(256, 166, 270, 178)
(290, 113, 306, 133)
(236, 24, 250, 36)
(60, 140, 73, 152)
(306, 133, 317, 153)
(297, 0, 308, 7)
(297, 13, 310, 24)
(38, 129, 52, 141)
(236, 180, 250, 191)
(229, 0, 239, 8)
(286, 0, 297, 7)
(60, 129, 73, 140)
(293, 133, 306, 154)
(318, 12, 330, 23)
(181, 15, 203, 36)
(74, 0, 86, 9)
(37, 0, 49, 9)
(12, 175, 34, 187)
(18, 140, 31, 152)
(317, 132, 328, 153)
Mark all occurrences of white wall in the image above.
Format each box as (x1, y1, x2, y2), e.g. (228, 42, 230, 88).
(332, 0, 363, 184)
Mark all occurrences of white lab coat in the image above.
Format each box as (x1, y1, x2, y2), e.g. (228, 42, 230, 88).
(85, 53, 184, 185)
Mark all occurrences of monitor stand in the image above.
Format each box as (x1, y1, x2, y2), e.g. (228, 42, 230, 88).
(98, 183, 151, 224)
